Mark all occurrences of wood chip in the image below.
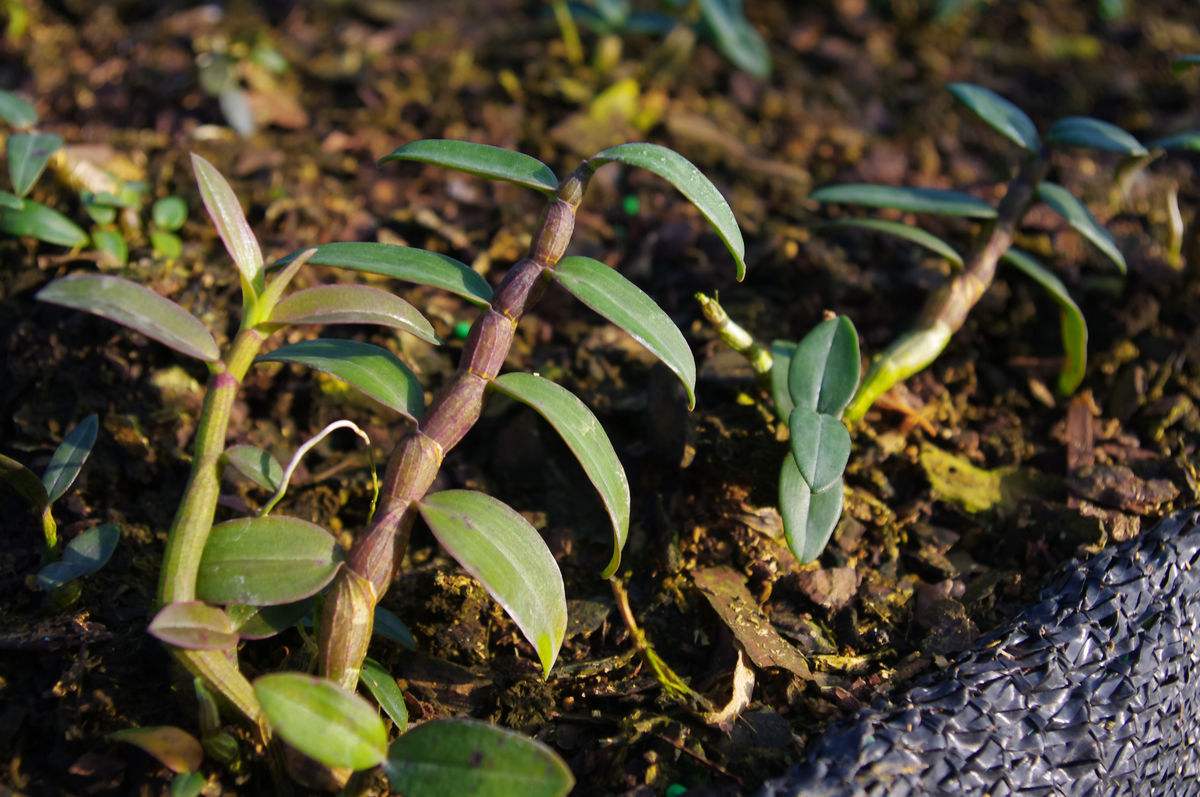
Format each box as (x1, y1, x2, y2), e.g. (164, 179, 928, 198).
(693, 566, 810, 679)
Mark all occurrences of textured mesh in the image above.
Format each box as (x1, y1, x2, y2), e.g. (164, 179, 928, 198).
(759, 510, 1200, 797)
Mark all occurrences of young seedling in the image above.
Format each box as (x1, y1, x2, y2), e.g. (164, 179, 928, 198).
(38, 139, 743, 791)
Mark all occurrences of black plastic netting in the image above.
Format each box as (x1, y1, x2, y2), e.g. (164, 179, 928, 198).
(759, 509, 1200, 796)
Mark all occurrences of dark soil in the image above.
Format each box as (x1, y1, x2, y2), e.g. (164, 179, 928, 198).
(2, 1, 1200, 794)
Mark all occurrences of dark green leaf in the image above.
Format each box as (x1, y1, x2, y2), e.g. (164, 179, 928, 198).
(7, 131, 61, 197)
(811, 184, 997, 218)
(1148, 131, 1200, 152)
(223, 444, 283, 492)
(42, 414, 98, 503)
(227, 599, 314, 640)
(788, 408, 851, 493)
(275, 242, 493, 307)
(1045, 116, 1147, 156)
(92, 228, 129, 267)
(109, 726, 203, 774)
(0, 197, 88, 247)
(947, 82, 1040, 152)
(170, 772, 206, 797)
(779, 457, 843, 564)
(491, 372, 630, 577)
(153, 196, 188, 231)
(385, 718, 574, 797)
(196, 515, 344, 606)
(361, 658, 409, 732)
(148, 601, 239, 650)
(697, 0, 771, 78)
(36, 522, 120, 590)
(768, 340, 796, 420)
(374, 606, 417, 650)
(0, 90, 36, 128)
(254, 673, 387, 771)
(787, 316, 861, 417)
(382, 139, 559, 195)
(819, 218, 963, 267)
(37, 275, 220, 361)
(552, 256, 696, 408)
(0, 452, 48, 510)
(191, 153, 263, 290)
(1001, 248, 1088, 395)
(1036, 182, 1126, 273)
(588, 143, 746, 279)
(257, 339, 425, 420)
(418, 490, 566, 676)
(269, 284, 439, 344)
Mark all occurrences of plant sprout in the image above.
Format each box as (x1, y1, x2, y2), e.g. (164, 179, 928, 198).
(38, 139, 744, 791)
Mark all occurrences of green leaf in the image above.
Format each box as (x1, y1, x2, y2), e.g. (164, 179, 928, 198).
(1001, 248, 1088, 395)
(254, 673, 387, 771)
(42, 414, 98, 504)
(1036, 182, 1126, 273)
(170, 772, 206, 797)
(418, 490, 566, 676)
(92, 228, 129, 267)
(947, 82, 1040, 152)
(195, 515, 344, 606)
(811, 184, 997, 219)
(0, 452, 49, 509)
(148, 601, 239, 650)
(7, 131, 61, 197)
(227, 599, 314, 640)
(361, 658, 409, 732)
(779, 457, 843, 563)
(269, 284, 439, 345)
(152, 196, 188, 231)
(374, 606, 417, 650)
(223, 444, 283, 492)
(819, 218, 963, 267)
(381, 139, 559, 195)
(257, 338, 425, 420)
(191, 153, 264, 291)
(552, 256, 696, 409)
(83, 195, 117, 225)
(491, 372, 630, 577)
(1148, 131, 1200, 152)
(588, 142, 746, 280)
(0, 197, 89, 247)
(1045, 116, 1147, 156)
(385, 718, 574, 797)
(1173, 54, 1200, 73)
(787, 316, 861, 417)
(275, 242, 493, 307)
(109, 726, 203, 774)
(36, 523, 120, 590)
(788, 408, 851, 493)
(697, 0, 771, 78)
(768, 340, 796, 420)
(151, 230, 184, 260)
(0, 90, 37, 128)
(0, 189, 22, 209)
(37, 275, 220, 362)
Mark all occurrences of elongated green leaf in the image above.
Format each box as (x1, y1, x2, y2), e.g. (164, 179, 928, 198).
(42, 414, 97, 504)
(36, 523, 120, 590)
(8, 132, 61, 197)
(819, 218, 963, 267)
(1036, 182, 1126, 273)
(1001, 248, 1088, 395)
(0, 197, 88, 246)
(779, 457, 843, 563)
(0, 452, 49, 509)
(418, 490, 566, 676)
(191, 153, 263, 290)
(227, 599, 314, 640)
(385, 719, 574, 797)
(275, 242, 493, 307)
(811, 184, 997, 219)
(149, 601, 239, 650)
(769, 340, 796, 420)
(361, 658, 409, 732)
(0, 90, 36, 128)
(1173, 55, 1200, 73)
(1045, 116, 1147, 156)
(270, 284, 439, 344)
(1149, 131, 1200, 152)
(787, 316, 860, 417)
(588, 143, 746, 279)
(374, 606, 417, 650)
(947, 82, 1040, 152)
(223, 444, 283, 492)
(552, 255, 696, 409)
(0, 190, 22, 209)
(109, 726, 203, 774)
(170, 772, 205, 797)
(491, 372, 630, 577)
(697, 0, 771, 78)
(254, 673, 387, 771)
(37, 275, 220, 361)
(382, 139, 559, 195)
(196, 515, 344, 606)
(257, 339, 424, 420)
(788, 408, 851, 493)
